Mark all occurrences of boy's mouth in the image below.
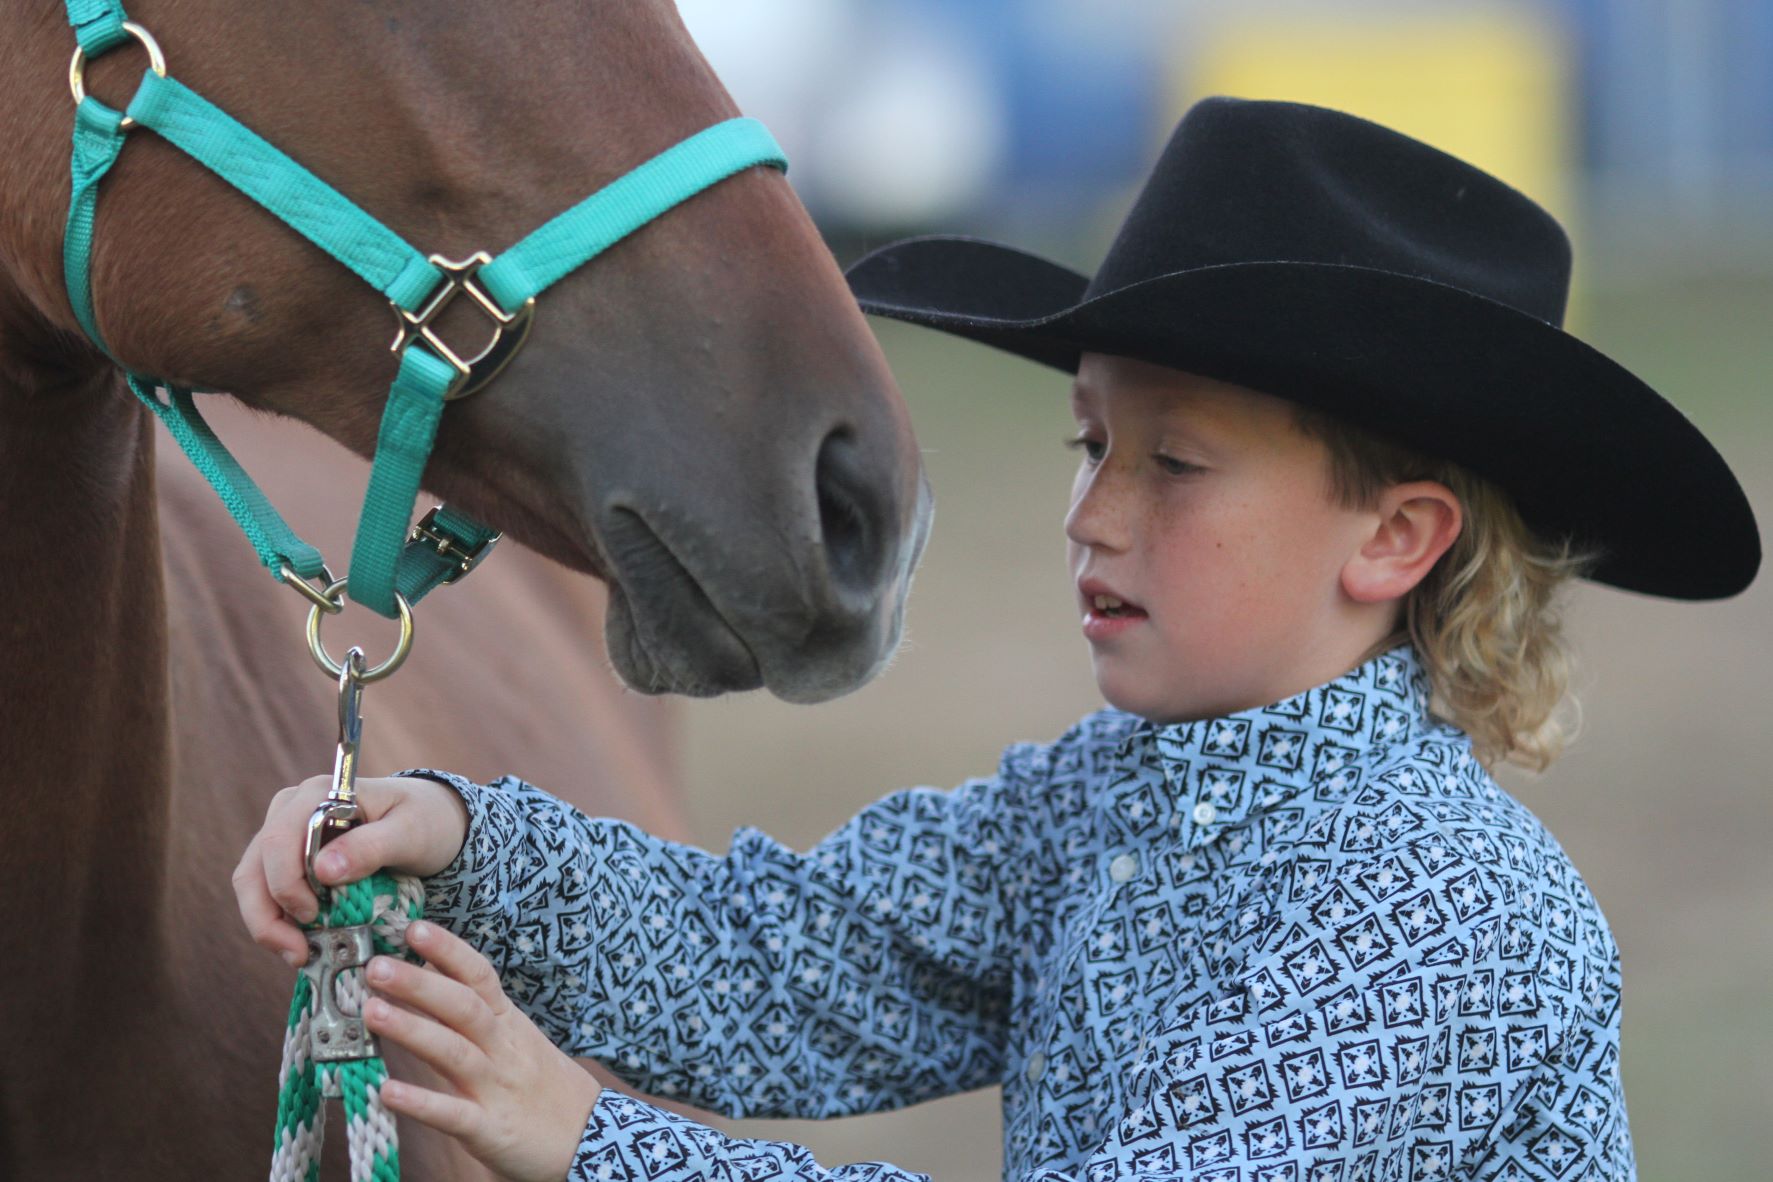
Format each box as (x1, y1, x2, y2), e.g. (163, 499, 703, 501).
(1090, 593, 1146, 619)
(1079, 580, 1149, 627)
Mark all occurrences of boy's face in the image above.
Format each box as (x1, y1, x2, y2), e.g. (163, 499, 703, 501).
(1066, 354, 1388, 723)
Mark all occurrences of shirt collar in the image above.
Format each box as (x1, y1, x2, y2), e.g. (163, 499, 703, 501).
(1115, 644, 1433, 849)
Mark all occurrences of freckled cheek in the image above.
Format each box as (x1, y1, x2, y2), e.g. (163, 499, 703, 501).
(1154, 517, 1300, 630)
(1147, 524, 1238, 621)
(1122, 489, 1335, 632)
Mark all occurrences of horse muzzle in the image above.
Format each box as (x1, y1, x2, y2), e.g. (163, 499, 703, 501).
(597, 446, 933, 703)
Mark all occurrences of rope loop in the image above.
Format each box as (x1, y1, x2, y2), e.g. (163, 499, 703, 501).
(271, 871, 425, 1182)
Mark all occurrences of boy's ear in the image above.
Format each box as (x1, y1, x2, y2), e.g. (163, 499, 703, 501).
(1340, 481, 1463, 604)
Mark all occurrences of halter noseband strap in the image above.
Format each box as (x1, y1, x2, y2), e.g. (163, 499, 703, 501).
(61, 3, 788, 617)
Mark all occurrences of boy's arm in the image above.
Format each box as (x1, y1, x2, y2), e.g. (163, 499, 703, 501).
(401, 739, 1049, 1120)
(556, 862, 1618, 1182)
(372, 868, 1611, 1182)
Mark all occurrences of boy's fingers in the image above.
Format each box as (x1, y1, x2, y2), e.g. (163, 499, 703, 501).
(378, 1078, 481, 1142)
(261, 783, 403, 915)
(259, 775, 337, 922)
(261, 825, 322, 924)
(232, 842, 311, 966)
(369, 943, 500, 1048)
(365, 996, 488, 1088)
(307, 822, 387, 887)
(274, 780, 436, 888)
(406, 922, 510, 1016)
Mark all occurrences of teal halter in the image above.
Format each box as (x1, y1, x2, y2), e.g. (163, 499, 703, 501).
(61, 1, 787, 619)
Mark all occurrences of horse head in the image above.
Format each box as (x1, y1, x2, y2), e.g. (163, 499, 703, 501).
(4, 0, 930, 703)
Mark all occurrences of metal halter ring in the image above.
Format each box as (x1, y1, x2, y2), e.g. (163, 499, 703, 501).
(305, 578, 414, 683)
(280, 564, 345, 615)
(69, 22, 168, 132)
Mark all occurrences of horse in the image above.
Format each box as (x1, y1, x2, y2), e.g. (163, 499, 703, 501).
(0, 2, 930, 1177)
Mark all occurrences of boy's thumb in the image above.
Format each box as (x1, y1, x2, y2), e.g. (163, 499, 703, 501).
(315, 827, 381, 885)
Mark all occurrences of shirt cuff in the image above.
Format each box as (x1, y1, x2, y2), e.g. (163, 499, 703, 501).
(573, 1091, 932, 1182)
(396, 768, 525, 945)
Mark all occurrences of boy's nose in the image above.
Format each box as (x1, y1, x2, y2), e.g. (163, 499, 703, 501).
(1065, 469, 1132, 553)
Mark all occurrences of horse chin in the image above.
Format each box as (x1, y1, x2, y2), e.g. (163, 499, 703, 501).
(603, 571, 766, 698)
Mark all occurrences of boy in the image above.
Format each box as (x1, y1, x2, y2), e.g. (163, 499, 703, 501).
(236, 98, 1758, 1181)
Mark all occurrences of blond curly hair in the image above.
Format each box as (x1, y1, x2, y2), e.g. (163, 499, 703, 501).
(1293, 407, 1596, 771)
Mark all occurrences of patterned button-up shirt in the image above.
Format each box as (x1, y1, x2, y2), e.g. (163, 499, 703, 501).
(414, 645, 1633, 1181)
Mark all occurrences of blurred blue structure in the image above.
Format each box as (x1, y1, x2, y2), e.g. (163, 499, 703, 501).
(931, 0, 1164, 202)
(1564, 0, 1773, 216)
(684, 0, 1773, 256)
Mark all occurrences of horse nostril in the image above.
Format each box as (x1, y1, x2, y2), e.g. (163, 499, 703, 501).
(815, 427, 889, 598)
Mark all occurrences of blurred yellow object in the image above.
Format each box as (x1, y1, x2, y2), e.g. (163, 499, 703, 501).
(1177, 4, 1581, 323)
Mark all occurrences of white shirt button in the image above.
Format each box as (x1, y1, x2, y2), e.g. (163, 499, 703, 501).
(1193, 801, 1218, 826)
(1109, 852, 1140, 883)
(1026, 1052, 1046, 1083)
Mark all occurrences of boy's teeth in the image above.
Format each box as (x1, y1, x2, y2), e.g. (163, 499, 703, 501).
(1093, 594, 1124, 611)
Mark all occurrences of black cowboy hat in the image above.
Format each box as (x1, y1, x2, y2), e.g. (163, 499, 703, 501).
(846, 96, 1760, 600)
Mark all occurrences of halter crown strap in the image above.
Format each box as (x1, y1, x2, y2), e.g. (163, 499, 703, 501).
(66, 0, 129, 54)
(61, 3, 787, 617)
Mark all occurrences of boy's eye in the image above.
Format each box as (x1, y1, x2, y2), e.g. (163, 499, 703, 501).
(1155, 453, 1199, 476)
(1065, 436, 1106, 463)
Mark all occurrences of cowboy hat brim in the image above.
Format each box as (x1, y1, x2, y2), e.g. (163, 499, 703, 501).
(848, 236, 1760, 601)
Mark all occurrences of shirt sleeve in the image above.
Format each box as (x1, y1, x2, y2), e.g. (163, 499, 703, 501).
(401, 746, 1044, 1121)
(554, 851, 1611, 1182)
(571, 1090, 936, 1182)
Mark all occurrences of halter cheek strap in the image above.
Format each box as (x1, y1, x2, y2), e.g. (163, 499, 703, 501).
(61, 3, 787, 618)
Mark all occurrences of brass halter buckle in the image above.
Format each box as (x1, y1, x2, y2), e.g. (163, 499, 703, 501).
(390, 252, 536, 400)
(410, 506, 501, 584)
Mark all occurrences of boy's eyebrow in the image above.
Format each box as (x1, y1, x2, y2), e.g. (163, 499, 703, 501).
(1069, 382, 1099, 413)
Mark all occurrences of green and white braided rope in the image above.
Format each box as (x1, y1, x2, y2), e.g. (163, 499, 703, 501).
(272, 871, 426, 1182)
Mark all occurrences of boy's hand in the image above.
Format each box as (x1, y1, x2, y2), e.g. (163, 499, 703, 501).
(367, 920, 602, 1182)
(234, 774, 471, 968)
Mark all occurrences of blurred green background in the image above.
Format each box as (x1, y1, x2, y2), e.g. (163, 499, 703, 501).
(678, 273, 1773, 1180)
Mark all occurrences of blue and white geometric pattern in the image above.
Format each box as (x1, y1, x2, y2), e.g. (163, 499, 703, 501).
(412, 645, 1633, 1180)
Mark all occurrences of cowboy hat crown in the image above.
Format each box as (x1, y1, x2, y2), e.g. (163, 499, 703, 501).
(847, 97, 1759, 600)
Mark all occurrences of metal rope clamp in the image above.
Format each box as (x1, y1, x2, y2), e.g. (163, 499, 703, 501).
(303, 925, 378, 1065)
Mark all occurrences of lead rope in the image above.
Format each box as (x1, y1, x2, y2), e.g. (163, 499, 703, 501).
(271, 647, 425, 1182)
(272, 872, 427, 1182)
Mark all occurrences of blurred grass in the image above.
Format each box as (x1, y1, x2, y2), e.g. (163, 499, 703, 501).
(678, 268, 1773, 1181)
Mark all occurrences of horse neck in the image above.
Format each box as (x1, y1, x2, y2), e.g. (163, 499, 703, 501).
(0, 370, 175, 1007)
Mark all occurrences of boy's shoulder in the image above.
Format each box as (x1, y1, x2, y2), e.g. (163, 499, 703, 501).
(1285, 723, 1620, 994)
(1318, 723, 1590, 895)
